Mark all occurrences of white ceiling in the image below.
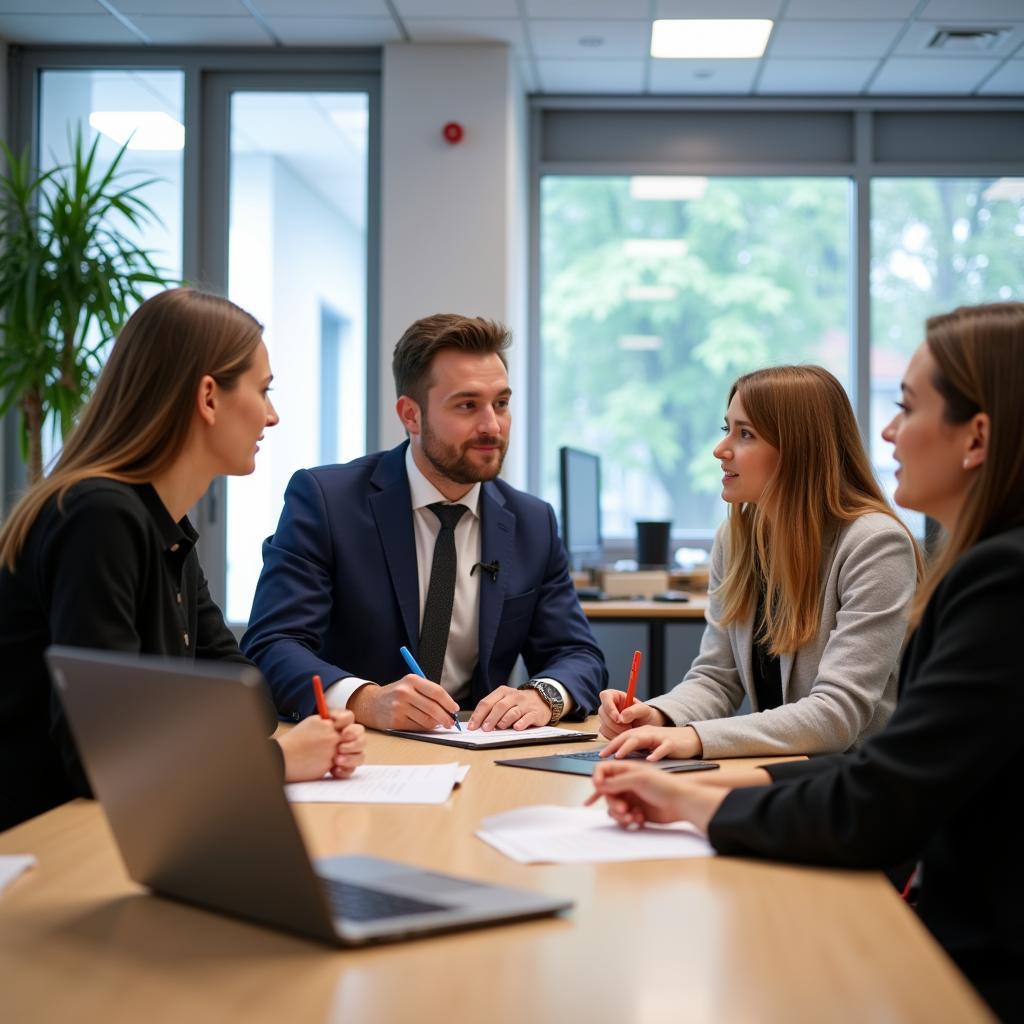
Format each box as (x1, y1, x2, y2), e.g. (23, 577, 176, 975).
(0, 0, 1022, 96)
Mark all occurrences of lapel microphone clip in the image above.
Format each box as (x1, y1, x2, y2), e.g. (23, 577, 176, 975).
(471, 560, 500, 582)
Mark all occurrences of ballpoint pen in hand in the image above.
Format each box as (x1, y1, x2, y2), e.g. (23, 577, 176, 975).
(399, 645, 461, 731)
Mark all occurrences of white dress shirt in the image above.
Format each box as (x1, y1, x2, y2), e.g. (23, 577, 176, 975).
(326, 446, 570, 715)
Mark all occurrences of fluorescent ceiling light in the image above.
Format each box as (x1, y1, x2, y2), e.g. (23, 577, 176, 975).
(626, 285, 678, 301)
(89, 111, 184, 151)
(623, 238, 688, 258)
(630, 176, 708, 201)
(982, 178, 1024, 202)
(651, 19, 773, 59)
(619, 335, 663, 351)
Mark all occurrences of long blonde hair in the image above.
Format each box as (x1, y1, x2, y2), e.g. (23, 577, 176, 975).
(0, 287, 263, 570)
(718, 365, 921, 655)
(908, 302, 1024, 630)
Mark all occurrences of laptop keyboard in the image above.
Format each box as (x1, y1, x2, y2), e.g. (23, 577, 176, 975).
(322, 879, 449, 921)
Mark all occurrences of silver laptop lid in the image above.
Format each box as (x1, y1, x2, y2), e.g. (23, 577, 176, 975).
(45, 646, 339, 943)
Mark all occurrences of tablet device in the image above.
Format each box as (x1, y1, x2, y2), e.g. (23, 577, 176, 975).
(495, 749, 719, 776)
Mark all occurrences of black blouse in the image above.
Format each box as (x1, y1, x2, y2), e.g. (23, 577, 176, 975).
(0, 479, 274, 831)
(751, 588, 783, 712)
(708, 523, 1024, 1020)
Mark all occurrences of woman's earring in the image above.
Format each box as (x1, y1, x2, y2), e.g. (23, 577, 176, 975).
(963, 457, 971, 470)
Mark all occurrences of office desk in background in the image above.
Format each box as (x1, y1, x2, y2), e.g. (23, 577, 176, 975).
(0, 722, 991, 1024)
(582, 594, 708, 697)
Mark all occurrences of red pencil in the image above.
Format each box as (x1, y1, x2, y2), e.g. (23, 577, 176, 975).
(624, 650, 642, 709)
(312, 674, 330, 720)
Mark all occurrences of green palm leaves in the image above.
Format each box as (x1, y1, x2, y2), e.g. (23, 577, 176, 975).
(0, 129, 174, 482)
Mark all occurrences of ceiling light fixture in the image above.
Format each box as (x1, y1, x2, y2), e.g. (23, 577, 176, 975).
(89, 111, 184, 151)
(624, 238, 688, 258)
(651, 19, 773, 59)
(619, 335, 663, 351)
(626, 285, 679, 301)
(630, 176, 708, 201)
(982, 178, 1024, 202)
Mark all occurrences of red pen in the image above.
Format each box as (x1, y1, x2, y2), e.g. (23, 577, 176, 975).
(312, 674, 330, 720)
(623, 650, 642, 710)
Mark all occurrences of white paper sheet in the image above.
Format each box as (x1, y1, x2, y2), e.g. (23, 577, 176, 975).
(476, 805, 715, 864)
(388, 724, 596, 747)
(0, 854, 36, 896)
(285, 764, 468, 805)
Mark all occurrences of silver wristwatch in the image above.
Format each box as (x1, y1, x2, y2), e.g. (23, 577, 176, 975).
(518, 679, 565, 725)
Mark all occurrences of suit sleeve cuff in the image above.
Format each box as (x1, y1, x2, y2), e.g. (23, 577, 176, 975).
(326, 676, 374, 710)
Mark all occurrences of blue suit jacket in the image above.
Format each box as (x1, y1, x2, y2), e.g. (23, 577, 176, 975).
(242, 443, 607, 720)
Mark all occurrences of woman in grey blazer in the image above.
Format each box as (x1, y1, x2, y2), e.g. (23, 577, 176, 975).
(599, 365, 920, 760)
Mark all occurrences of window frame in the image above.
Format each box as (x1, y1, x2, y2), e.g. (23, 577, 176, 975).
(527, 97, 1024, 550)
(2, 46, 382, 614)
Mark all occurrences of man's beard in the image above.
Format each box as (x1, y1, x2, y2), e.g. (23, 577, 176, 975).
(421, 420, 507, 485)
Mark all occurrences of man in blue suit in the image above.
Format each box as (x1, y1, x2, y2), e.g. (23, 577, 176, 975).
(242, 314, 607, 732)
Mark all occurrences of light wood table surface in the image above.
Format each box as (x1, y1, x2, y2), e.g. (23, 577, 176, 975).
(0, 721, 992, 1024)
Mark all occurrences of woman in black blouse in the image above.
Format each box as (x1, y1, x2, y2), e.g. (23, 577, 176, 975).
(589, 301, 1024, 1020)
(0, 288, 365, 831)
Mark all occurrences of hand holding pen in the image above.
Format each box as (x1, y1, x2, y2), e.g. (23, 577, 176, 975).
(278, 674, 366, 781)
(596, 650, 669, 739)
(400, 646, 461, 731)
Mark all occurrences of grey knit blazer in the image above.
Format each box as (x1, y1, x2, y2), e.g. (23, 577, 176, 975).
(647, 513, 917, 758)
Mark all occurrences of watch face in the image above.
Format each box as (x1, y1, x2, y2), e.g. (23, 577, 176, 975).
(530, 681, 563, 721)
(535, 681, 559, 702)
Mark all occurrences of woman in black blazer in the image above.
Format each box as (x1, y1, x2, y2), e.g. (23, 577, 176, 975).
(590, 301, 1024, 1021)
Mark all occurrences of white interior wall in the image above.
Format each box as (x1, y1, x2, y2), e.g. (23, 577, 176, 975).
(379, 43, 529, 487)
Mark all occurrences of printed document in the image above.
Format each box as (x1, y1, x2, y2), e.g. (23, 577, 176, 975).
(0, 854, 36, 896)
(476, 805, 715, 864)
(285, 764, 469, 805)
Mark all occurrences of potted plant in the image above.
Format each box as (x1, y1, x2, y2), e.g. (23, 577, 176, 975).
(0, 128, 174, 484)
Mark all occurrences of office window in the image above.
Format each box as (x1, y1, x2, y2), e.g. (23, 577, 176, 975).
(540, 175, 851, 540)
(35, 69, 184, 462)
(869, 178, 1024, 533)
(225, 91, 369, 622)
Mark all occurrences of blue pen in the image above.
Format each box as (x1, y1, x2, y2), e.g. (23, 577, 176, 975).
(399, 645, 461, 731)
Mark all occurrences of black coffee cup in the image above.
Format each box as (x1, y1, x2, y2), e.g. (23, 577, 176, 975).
(636, 520, 672, 569)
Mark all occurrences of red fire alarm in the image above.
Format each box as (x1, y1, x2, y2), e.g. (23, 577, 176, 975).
(442, 121, 464, 144)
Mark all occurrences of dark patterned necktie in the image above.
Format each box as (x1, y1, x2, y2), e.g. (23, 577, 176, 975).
(417, 502, 468, 684)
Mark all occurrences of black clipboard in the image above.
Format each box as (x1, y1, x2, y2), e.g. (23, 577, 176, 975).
(381, 726, 599, 751)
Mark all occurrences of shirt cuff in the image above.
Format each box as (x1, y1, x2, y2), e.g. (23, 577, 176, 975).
(325, 676, 373, 711)
(533, 677, 574, 716)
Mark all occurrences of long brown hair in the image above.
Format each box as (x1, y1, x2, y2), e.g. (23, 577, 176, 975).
(0, 287, 263, 570)
(908, 302, 1024, 629)
(718, 365, 921, 655)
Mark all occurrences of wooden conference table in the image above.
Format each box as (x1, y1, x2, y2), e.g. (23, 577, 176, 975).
(0, 722, 991, 1024)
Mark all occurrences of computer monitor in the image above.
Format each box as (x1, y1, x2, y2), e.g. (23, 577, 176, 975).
(559, 446, 602, 570)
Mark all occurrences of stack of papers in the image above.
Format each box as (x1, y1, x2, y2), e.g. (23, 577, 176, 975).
(476, 805, 715, 864)
(285, 764, 469, 805)
(0, 854, 36, 896)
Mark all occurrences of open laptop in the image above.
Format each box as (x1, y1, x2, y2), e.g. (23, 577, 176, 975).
(495, 748, 720, 777)
(45, 646, 572, 946)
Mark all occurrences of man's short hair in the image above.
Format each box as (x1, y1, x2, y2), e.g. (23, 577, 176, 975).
(392, 313, 511, 407)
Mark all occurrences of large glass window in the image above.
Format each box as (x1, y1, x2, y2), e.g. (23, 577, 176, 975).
(870, 177, 1024, 532)
(540, 176, 851, 540)
(36, 70, 184, 463)
(225, 91, 369, 622)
